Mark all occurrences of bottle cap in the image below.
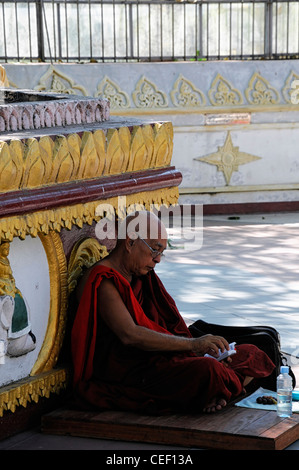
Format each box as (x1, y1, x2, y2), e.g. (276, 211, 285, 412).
(280, 365, 289, 374)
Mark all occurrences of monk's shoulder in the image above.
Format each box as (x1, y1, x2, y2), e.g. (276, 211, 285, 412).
(76, 261, 109, 300)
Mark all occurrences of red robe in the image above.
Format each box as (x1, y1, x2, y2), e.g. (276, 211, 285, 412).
(71, 265, 275, 413)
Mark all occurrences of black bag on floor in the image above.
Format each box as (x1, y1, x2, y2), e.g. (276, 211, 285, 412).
(189, 319, 296, 391)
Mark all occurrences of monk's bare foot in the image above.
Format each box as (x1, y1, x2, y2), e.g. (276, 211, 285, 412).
(203, 398, 227, 413)
(243, 376, 253, 387)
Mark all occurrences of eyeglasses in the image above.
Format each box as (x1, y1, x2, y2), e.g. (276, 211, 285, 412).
(138, 237, 165, 260)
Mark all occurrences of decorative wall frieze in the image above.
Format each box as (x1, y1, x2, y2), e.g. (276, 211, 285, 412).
(35, 65, 88, 96)
(4, 63, 299, 112)
(95, 76, 131, 109)
(132, 76, 168, 108)
(194, 131, 261, 185)
(0, 187, 180, 242)
(0, 122, 173, 193)
(245, 73, 280, 106)
(208, 74, 243, 106)
(282, 71, 299, 104)
(170, 74, 206, 107)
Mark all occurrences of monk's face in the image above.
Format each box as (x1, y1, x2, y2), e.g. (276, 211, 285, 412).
(129, 236, 167, 276)
(121, 212, 168, 277)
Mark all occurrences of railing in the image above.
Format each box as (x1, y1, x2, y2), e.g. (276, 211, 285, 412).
(1, 0, 299, 63)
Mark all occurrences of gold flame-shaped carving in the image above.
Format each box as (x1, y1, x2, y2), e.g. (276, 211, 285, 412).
(0, 122, 174, 193)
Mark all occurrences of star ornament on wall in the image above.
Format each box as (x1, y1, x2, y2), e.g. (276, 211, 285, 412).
(195, 132, 261, 185)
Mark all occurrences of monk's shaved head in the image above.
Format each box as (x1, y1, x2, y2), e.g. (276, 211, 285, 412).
(118, 210, 167, 242)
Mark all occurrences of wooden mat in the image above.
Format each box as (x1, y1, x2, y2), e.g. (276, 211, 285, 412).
(41, 404, 299, 450)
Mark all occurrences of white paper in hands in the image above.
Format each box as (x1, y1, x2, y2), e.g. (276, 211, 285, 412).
(204, 342, 236, 361)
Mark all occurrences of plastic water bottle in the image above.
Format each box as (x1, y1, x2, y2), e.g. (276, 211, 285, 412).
(277, 365, 293, 418)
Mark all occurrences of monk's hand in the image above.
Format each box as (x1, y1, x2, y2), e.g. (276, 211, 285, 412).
(221, 356, 233, 367)
(192, 334, 230, 357)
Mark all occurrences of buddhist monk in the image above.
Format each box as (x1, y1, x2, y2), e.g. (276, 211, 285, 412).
(71, 210, 275, 414)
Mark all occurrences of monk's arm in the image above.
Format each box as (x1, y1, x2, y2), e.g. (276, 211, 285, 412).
(97, 280, 228, 356)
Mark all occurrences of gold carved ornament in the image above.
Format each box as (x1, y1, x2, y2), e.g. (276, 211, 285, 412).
(31, 231, 68, 375)
(68, 238, 108, 294)
(0, 122, 174, 193)
(0, 369, 68, 415)
(0, 188, 179, 243)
